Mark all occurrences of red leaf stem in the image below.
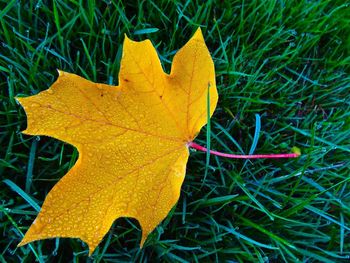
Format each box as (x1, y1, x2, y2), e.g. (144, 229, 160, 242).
(188, 142, 300, 159)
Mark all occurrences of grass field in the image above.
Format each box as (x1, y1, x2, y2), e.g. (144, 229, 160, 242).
(1, 1, 350, 262)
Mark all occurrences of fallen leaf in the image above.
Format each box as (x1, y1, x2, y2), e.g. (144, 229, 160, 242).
(17, 28, 218, 254)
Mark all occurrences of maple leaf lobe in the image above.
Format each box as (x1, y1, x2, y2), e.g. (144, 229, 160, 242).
(17, 28, 218, 254)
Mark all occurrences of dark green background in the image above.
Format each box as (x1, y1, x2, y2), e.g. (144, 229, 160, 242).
(1, 1, 349, 262)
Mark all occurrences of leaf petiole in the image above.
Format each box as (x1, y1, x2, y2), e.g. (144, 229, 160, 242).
(188, 142, 300, 159)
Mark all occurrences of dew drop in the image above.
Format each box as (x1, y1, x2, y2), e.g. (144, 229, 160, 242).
(31, 102, 40, 108)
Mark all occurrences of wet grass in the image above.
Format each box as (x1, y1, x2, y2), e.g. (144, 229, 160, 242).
(1, 0, 350, 262)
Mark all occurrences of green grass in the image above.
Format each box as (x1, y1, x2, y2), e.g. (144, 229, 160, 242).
(1, 0, 350, 262)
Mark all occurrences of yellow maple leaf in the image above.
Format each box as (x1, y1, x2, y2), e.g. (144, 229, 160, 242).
(17, 28, 218, 254)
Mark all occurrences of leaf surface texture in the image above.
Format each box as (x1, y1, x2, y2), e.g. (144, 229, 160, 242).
(17, 28, 218, 254)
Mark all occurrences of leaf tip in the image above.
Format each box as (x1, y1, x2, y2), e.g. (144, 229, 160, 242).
(17, 234, 31, 248)
(17, 240, 25, 248)
(195, 26, 203, 33)
(15, 96, 22, 104)
(15, 96, 28, 111)
(123, 33, 132, 43)
(87, 248, 94, 257)
(139, 224, 151, 249)
(86, 239, 100, 257)
(21, 129, 32, 135)
(56, 69, 65, 77)
(140, 235, 147, 249)
(193, 27, 205, 41)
